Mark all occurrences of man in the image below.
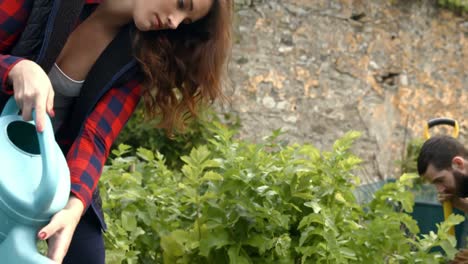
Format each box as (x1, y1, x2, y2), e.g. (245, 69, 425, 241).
(418, 135, 468, 263)
(417, 135, 468, 212)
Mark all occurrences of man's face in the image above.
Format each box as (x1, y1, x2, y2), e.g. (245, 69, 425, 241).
(424, 164, 456, 195)
(424, 163, 468, 197)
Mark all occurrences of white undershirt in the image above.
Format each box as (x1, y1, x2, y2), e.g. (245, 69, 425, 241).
(48, 63, 84, 132)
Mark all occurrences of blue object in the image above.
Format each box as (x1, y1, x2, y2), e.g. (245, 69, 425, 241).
(0, 97, 70, 263)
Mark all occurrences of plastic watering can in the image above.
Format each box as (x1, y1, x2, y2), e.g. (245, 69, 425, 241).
(0, 97, 70, 263)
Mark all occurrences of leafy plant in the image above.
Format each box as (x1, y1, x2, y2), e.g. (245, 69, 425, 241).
(101, 123, 462, 263)
(113, 103, 240, 169)
(398, 138, 424, 175)
(438, 0, 468, 12)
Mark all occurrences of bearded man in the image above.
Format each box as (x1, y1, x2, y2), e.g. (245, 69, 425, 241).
(418, 135, 468, 264)
(418, 135, 468, 210)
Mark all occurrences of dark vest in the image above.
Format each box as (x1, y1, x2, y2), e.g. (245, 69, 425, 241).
(0, 0, 85, 112)
(11, 0, 85, 74)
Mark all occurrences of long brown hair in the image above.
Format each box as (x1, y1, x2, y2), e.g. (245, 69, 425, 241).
(134, 0, 232, 134)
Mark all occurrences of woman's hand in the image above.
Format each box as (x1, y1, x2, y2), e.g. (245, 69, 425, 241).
(7, 59, 55, 132)
(38, 195, 84, 263)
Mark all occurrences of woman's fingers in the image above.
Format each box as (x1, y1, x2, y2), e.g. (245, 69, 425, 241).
(21, 101, 33, 122)
(46, 89, 55, 118)
(34, 96, 47, 132)
(35, 82, 54, 132)
(38, 212, 63, 241)
(47, 230, 73, 263)
(37, 211, 71, 264)
(7, 60, 54, 131)
(37, 197, 84, 264)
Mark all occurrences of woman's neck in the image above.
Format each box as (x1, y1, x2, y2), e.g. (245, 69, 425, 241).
(54, 0, 135, 81)
(91, 0, 134, 31)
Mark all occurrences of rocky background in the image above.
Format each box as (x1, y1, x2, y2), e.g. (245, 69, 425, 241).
(222, 0, 467, 183)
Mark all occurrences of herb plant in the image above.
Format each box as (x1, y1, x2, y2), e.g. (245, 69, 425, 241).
(101, 123, 462, 263)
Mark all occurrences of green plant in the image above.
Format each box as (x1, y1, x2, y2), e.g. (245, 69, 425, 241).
(114, 103, 240, 169)
(101, 124, 462, 263)
(438, 0, 468, 12)
(398, 138, 424, 174)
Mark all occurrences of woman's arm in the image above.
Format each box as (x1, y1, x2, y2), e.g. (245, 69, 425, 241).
(66, 78, 142, 210)
(37, 78, 142, 263)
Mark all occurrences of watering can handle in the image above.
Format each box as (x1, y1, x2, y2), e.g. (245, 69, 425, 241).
(1, 96, 20, 116)
(2, 97, 58, 211)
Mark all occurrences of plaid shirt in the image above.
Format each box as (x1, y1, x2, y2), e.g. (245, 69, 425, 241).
(1, 0, 142, 209)
(65, 79, 141, 209)
(0, 0, 33, 89)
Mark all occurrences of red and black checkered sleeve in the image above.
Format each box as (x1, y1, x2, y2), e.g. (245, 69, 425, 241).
(0, 0, 31, 93)
(66, 79, 142, 209)
(0, 55, 24, 94)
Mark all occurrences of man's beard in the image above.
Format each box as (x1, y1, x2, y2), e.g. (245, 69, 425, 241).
(454, 170, 468, 197)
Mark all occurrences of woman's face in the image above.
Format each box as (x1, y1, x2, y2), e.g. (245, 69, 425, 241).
(133, 0, 213, 31)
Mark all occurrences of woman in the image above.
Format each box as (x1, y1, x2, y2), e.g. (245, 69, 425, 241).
(1, 0, 232, 263)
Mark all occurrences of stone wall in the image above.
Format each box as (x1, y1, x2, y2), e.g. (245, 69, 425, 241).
(222, 0, 467, 183)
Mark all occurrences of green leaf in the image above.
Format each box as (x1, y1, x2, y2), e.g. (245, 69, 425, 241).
(274, 234, 291, 257)
(112, 144, 132, 157)
(298, 214, 324, 230)
(202, 159, 221, 169)
(304, 201, 322, 213)
(161, 234, 185, 258)
(399, 173, 418, 188)
(299, 145, 321, 160)
(228, 246, 250, 264)
(443, 214, 465, 227)
(202, 171, 224, 182)
(136, 147, 154, 161)
(334, 192, 346, 204)
(293, 192, 314, 200)
(121, 211, 137, 232)
(339, 247, 357, 260)
(199, 229, 231, 256)
(332, 131, 361, 152)
(244, 234, 274, 255)
(437, 214, 465, 244)
(440, 239, 458, 259)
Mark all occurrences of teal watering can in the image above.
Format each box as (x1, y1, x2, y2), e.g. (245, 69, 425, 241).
(0, 97, 70, 263)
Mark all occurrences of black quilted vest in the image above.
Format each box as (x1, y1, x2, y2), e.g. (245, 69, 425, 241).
(0, 0, 85, 108)
(10, 0, 85, 71)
